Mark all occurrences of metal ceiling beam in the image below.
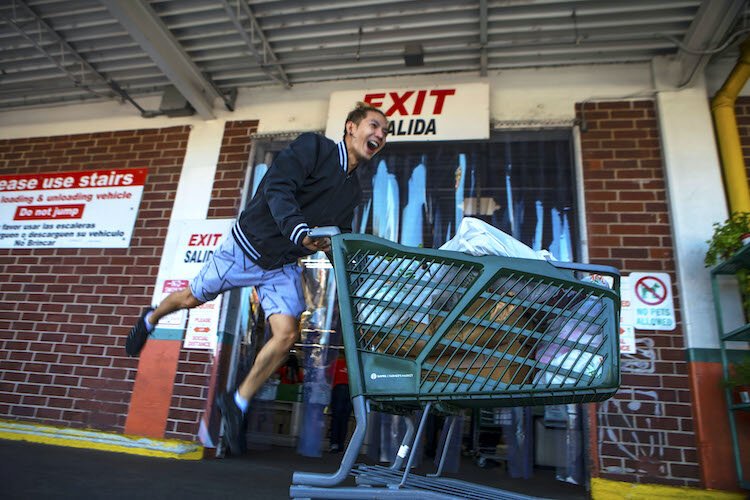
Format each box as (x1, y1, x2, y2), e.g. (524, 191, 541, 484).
(1, 0, 118, 101)
(100, 0, 223, 119)
(674, 0, 746, 87)
(479, 0, 488, 77)
(0, 15, 106, 101)
(2, 3, 157, 116)
(219, 0, 291, 88)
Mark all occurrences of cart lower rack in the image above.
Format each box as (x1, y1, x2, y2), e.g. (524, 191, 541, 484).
(291, 234, 620, 499)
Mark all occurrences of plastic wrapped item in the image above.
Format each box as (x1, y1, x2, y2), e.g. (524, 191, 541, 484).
(365, 411, 423, 466)
(354, 254, 435, 328)
(440, 217, 551, 260)
(503, 407, 534, 479)
(438, 217, 557, 305)
(297, 402, 327, 457)
(534, 275, 612, 386)
(380, 414, 406, 463)
(357, 218, 555, 343)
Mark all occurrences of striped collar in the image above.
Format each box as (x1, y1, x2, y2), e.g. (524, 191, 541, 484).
(336, 140, 348, 173)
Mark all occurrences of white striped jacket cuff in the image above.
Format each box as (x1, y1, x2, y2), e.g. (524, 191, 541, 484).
(291, 222, 309, 245)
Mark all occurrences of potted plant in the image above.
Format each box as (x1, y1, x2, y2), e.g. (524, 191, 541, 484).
(705, 212, 750, 265)
(721, 356, 750, 404)
(705, 212, 750, 318)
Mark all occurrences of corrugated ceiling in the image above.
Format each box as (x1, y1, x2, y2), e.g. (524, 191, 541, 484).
(0, 0, 746, 114)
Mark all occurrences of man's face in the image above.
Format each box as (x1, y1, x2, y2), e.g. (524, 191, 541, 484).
(346, 111, 388, 163)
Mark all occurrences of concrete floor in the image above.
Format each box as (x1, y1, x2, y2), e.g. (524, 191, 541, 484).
(0, 438, 587, 499)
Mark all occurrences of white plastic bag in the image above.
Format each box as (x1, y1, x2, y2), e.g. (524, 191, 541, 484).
(438, 217, 555, 304)
(439, 217, 551, 260)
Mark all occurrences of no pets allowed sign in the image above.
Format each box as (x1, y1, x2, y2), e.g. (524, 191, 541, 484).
(628, 272, 675, 331)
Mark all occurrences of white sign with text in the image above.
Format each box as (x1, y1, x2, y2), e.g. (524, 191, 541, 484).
(627, 272, 676, 331)
(618, 275, 637, 354)
(0, 168, 146, 249)
(619, 325, 636, 354)
(325, 83, 490, 142)
(185, 297, 223, 351)
(153, 219, 234, 350)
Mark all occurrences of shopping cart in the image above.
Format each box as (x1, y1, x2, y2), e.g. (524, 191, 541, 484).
(291, 232, 620, 499)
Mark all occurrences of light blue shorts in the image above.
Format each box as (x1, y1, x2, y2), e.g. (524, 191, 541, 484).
(190, 235, 305, 318)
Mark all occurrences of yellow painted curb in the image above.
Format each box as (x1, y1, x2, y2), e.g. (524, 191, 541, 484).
(0, 419, 203, 460)
(591, 477, 746, 499)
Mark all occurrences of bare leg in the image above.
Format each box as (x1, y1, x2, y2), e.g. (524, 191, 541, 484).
(148, 288, 203, 327)
(237, 313, 299, 401)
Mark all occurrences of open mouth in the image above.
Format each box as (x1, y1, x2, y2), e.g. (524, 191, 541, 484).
(366, 140, 380, 153)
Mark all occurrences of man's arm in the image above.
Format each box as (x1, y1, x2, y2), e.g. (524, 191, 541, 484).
(262, 133, 319, 247)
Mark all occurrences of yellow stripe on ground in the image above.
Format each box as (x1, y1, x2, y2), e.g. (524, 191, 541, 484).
(0, 419, 203, 460)
(591, 478, 746, 499)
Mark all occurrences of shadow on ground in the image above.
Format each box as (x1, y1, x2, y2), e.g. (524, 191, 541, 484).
(0, 439, 587, 499)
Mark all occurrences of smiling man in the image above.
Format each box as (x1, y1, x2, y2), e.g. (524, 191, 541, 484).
(124, 102, 388, 454)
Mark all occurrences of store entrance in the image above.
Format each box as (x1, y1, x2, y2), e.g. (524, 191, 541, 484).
(217, 129, 588, 496)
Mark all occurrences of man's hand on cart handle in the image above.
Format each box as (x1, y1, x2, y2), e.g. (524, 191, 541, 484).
(303, 226, 341, 253)
(302, 234, 331, 252)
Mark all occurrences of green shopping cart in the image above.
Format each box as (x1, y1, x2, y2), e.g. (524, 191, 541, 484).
(291, 232, 620, 499)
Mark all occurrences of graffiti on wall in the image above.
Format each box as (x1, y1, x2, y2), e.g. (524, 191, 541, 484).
(598, 337, 667, 476)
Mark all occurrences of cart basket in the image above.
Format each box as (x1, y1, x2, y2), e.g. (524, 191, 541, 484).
(331, 233, 621, 411)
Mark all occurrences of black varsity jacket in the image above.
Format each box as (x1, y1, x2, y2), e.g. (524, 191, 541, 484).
(232, 132, 361, 269)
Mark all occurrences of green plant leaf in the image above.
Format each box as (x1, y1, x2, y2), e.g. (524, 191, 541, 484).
(705, 211, 750, 267)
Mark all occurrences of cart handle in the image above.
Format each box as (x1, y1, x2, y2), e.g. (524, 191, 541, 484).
(547, 260, 621, 292)
(307, 226, 341, 239)
(314, 227, 620, 291)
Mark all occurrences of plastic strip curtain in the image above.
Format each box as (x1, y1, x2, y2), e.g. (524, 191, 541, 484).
(297, 253, 339, 457)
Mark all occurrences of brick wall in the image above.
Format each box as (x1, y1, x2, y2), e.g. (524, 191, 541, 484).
(207, 121, 259, 219)
(736, 96, 750, 185)
(578, 101, 698, 486)
(164, 120, 257, 439)
(0, 126, 189, 432)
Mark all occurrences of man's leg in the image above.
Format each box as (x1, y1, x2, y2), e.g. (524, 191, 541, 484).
(217, 262, 304, 455)
(149, 288, 203, 326)
(236, 313, 299, 402)
(216, 313, 298, 455)
(126, 285, 204, 357)
(126, 233, 239, 358)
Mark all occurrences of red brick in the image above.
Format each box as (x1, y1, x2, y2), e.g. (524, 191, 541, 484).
(669, 463, 700, 479)
(622, 236, 660, 247)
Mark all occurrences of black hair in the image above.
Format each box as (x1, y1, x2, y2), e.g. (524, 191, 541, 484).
(342, 101, 388, 138)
